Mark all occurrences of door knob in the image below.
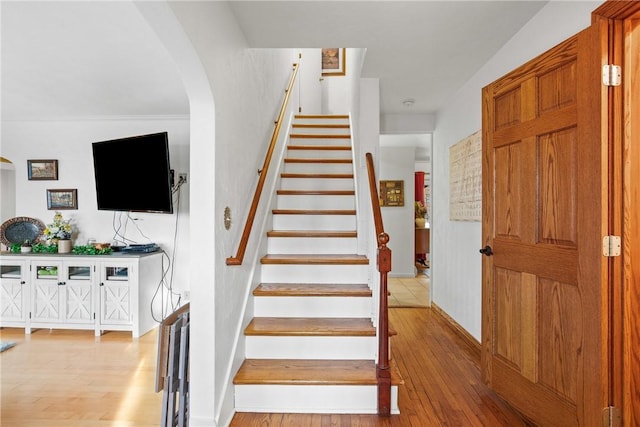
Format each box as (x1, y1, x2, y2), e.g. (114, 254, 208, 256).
(479, 245, 493, 256)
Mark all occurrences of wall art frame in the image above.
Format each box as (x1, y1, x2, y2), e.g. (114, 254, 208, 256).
(47, 189, 78, 210)
(27, 159, 58, 180)
(321, 48, 346, 76)
(379, 180, 404, 207)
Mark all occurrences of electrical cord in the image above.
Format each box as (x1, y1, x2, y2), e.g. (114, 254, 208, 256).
(149, 181, 185, 322)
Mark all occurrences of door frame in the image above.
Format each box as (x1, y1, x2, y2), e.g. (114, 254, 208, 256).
(592, 1, 640, 424)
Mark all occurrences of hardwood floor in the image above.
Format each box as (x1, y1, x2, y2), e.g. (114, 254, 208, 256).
(1, 308, 527, 427)
(230, 308, 528, 426)
(0, 327, 162, 427)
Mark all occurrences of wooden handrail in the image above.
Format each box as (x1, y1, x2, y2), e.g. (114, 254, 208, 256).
(366, 152, 392, 416)
(227, 63, 299, 266)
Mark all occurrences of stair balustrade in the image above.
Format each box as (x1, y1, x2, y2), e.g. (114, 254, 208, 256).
(365, 152, 392, 416)
(226, 62, 300, 266)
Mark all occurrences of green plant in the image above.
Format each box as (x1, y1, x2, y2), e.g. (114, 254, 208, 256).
(9, 243, 21, 253)
(32, 243, 58, 253)
(72, 245, 113, 255)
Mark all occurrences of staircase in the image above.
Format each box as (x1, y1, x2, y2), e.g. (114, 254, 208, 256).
(233, 115, 401, 414)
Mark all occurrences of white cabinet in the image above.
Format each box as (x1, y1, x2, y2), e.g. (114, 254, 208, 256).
(0, 252, 162, 338)
(30, 260, 94, 331)
(98, 263, 132, 328)
(0, 260, 28, 326)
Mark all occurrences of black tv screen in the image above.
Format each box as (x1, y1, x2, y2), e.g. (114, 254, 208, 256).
(92, 132, 174, 214)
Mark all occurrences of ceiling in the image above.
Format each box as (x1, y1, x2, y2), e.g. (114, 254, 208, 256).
(1, 1, 547, 121)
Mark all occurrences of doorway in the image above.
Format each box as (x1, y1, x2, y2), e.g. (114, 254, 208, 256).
(379, 133, 432, 308)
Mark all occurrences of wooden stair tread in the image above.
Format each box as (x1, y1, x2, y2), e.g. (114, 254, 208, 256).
(261, 254, 369, 265)
(234, 359, 404, 386)
(284, 158, 352, 164)
(295, 114, 349, 119)
(281, 173, 354, 179)
(245, 317, 374, 336)
(267, 230, 356, 238)
(288, 145, 351, 151)
(272, 209, 356, 215)
(254, 283, 371, 297)
(276, 189, 355, 196)
(290, 134, 351, 139)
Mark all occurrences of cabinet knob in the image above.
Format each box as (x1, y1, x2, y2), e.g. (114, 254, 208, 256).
(20, 281, 26, 285)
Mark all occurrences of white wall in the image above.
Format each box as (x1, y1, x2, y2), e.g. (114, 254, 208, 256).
(1, 118, 190, 298)
(379, 146, 416, 277)
(163, 2, 301, 425)
(431, 1, 601, 341)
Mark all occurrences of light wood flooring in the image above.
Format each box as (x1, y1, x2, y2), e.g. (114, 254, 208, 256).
(388, 273, 430, 308)
(1, 308, 527, 427)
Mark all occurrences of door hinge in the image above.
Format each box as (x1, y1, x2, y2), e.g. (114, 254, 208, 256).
(603, 236, 621, 257)
(603, 65, 621, 86)
(602, 406, 621, 427)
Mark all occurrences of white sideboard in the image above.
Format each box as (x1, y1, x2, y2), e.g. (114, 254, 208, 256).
(0, 252, 163, 338)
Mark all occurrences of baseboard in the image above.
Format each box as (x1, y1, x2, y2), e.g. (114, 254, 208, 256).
(430, 303, 481, 362)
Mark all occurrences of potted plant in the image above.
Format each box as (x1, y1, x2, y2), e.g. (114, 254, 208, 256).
(20, 240, 32, 253)
(414, 201, 427, 228)
(43, 211, 73, 253)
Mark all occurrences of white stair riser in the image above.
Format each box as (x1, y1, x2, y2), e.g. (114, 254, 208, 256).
(235, 385, 399, 414)
(245, 336, 376, 359)
(287, 149, 352, 159)
(290, 127, 350, 135)
(272, 215, 356, 231)
(268, 237, 357, 254)
(283, 162, 353, 175)
(261, 264, 368, 284)
(254, 296, 371, 317)
(277, 195, 355, 210)
(292, 118, 350, 126)
(288, 138, 352, 147)
(280, 177, 354, 191)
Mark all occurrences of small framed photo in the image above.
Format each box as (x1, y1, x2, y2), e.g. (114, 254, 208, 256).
(321, 48, 346, 76)
(379, 180, 404, 207)
(28, 159, 58, 180)
(47, 189, 78, 210)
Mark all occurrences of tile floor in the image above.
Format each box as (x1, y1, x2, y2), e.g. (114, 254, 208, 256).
(388, 271, 430, 307)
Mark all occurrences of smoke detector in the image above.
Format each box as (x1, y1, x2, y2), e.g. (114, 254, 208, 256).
(402, 98, 415, 107)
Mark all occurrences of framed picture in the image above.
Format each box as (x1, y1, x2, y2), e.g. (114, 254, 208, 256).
(47, 189, 78, 210)
(321, 48, 346, 76)
(379, 180, 404, 207)
(27, 159, 58, 180)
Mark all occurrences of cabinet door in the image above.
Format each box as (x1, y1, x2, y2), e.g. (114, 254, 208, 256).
(99, 263, 132, 325)
(0, 261, 28, 322)
(63, 263, 93, 323)
(31, 261, 63, 322)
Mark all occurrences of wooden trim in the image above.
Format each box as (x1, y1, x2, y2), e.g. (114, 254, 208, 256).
(226, 63, 299, 266)
(431, 302, 481, 362)
(592, 3, 640, 423)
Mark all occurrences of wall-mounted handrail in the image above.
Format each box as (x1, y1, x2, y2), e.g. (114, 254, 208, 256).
(366, 152, 392, 416)
(227, 63, 299, 266)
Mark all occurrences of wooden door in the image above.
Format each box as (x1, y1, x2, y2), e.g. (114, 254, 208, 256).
(481, 23, 609, 427)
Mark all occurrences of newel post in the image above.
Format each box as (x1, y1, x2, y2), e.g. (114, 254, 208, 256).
(377, 232, 392, 416)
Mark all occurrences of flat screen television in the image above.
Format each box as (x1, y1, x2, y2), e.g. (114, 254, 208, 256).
(92, 132, 174, 214)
